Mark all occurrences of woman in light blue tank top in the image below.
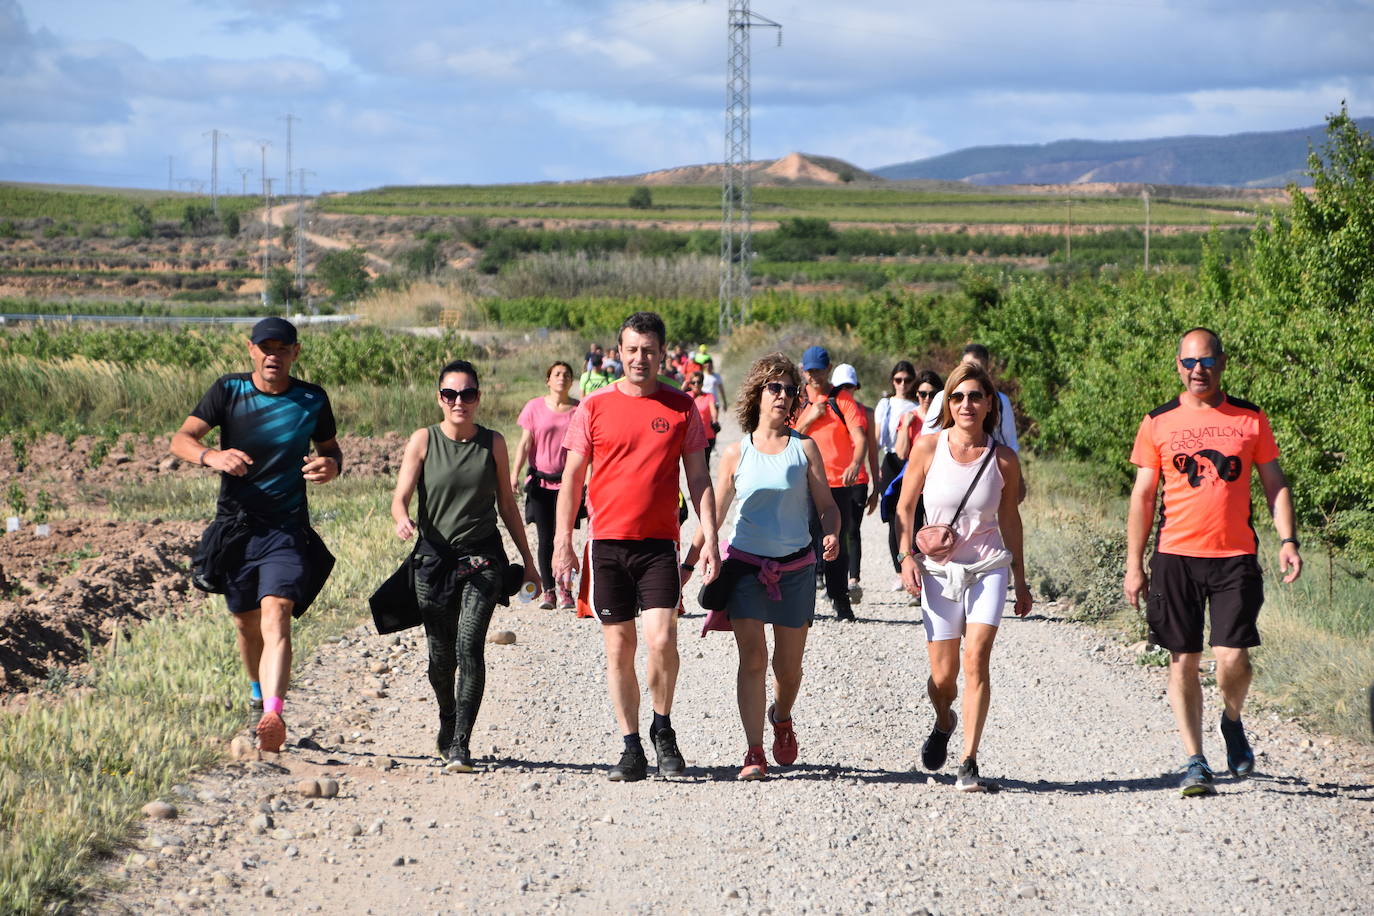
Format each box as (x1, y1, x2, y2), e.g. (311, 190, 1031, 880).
(687, 353, 840, 780)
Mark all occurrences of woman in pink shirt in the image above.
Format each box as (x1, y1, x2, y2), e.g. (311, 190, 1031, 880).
(686, 371, 720, 463)
(511, 361, 579, 608)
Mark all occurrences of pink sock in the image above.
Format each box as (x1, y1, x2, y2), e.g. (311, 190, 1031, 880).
(263, 696, 284, 715)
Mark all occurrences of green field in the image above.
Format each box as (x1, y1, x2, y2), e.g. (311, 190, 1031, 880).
(0, 185, 260, 228)
(318, 183, 1270, 226)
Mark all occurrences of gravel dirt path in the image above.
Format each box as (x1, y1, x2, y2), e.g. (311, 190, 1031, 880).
(94, 420, 1374, 914)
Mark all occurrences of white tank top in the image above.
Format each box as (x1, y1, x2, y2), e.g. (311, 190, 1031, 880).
(923, 429, 1006, 564)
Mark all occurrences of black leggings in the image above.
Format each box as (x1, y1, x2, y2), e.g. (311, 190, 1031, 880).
(812, 485, 855, 601)
(847, 483, 867, 581)
(420, 568, 499, 746)
(525, 485, 558, 589)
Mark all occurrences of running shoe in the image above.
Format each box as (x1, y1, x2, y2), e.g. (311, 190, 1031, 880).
(557, 587, 575, 609)
(652, 727, 686, 777)
(608, 745, 648, 782)
(921, 712, 956, 771)
(255, 711, 286, 753)
(248, 696, 264, 713)
(847, 579, 864, 604)
(738, 746, 768, 781)
(1179, 757, 1216, 797)
(442, 742, 475, 773)
(538, 589, 556, 610)
(955, 757, 987, 792)
(831, 596, 856, 622)
(768, 703, 798, 765)
(436, 713, 456, 758)
(1219, 714, 1255, 778)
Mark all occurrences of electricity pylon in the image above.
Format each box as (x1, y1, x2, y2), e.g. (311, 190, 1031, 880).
(719, 0, 780, 335)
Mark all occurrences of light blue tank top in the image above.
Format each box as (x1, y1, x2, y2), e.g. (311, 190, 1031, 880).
(730, 430, 813, 557)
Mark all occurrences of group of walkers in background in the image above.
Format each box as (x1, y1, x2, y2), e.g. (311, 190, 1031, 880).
(176, 310, 1301, 798)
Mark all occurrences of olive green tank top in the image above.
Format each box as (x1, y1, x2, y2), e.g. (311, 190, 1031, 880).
(417, 424, 498, 549)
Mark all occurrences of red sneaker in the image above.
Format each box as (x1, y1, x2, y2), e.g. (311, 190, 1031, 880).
(769, 703, 798, 765)
(738, 746, 767, 781)
(256, 711, 286, 753)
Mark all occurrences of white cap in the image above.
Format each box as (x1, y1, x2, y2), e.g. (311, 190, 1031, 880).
(831, 363, 860, 389)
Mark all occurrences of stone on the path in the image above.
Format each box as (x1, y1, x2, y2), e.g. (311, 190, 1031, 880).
(360, 687, 387, 699)
(142, 800, 177, 820)
(272, 827, 294, 841)
(347, 823, 363, 837)
(488, 630, 517, 645)
(250, 813, 272, 835)
(369, 661, 390, 674)
(1016, 884, 1038, 899)
(296, 779, 322, 798)
(229, 736, 258, 761)
(318, 778, 340, 798)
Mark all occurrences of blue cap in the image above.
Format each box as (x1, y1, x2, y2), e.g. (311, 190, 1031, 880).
(250, 317, 298, 346)
(800, 346, 830, 371)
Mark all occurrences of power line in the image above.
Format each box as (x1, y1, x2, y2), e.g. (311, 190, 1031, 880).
(720, 0, 781, 335)
(281, 113, 301, 198)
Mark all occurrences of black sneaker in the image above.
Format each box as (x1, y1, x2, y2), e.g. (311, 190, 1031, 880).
(608, 745, 648, 782)
(955, 757, 987, 792)
(442, 741, 475, 773)
(1219, 714, 1255, 778)
(436, 714, 456, 758)
(1179, 757, 1216, 797)
(831, 596, 856, 622)
(652, 727, 685, 777)
(921, 712, 956, 770)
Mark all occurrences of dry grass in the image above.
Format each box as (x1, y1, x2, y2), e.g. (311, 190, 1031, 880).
(358, 281, 487, 329)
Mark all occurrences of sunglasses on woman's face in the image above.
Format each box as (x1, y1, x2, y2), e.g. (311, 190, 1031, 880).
(892, 375, 912, 385)
(916, 388, 935, 400)
(947, 390, 987, 405)
(439, 387, 480, 404)
(765, 381, 800, 399)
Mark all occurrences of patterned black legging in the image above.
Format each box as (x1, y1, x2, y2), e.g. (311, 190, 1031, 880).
(419, 568, 499, 746)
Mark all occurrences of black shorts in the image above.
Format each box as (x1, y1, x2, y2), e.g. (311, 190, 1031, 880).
(588, 539, 680, 624)
(1147, 552, 1263, 653)
(225, 527, 308, 614)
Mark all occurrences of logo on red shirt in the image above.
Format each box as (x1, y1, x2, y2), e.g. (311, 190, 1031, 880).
(651, 416, 670, 433)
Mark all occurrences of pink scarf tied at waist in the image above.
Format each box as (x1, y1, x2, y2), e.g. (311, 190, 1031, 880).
(700, 544, 816, 636)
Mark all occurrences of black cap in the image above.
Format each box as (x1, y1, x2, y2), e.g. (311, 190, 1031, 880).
(250, 317, 298, 346)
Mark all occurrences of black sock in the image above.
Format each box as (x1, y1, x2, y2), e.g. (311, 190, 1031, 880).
(650, 712, 671, 738)
(623, 733, 643, 752)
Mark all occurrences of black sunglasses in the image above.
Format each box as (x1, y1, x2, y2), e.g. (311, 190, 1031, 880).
(1179, 356, 1219, 370)
(765, 381, 800, 399)
(892, 375, 912, 385)
(439, 387, 480, 404)
(916, 388, 936, 400)
(947, 390, 987, 405)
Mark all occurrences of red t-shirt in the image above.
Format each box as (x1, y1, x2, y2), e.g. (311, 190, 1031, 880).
(798, 388, 867, 488)
(692, 393, 716, 441)
(563, 381, 708, 541)
(1129, 394, 1280, 557)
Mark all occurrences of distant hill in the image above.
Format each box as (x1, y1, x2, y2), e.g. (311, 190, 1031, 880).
(872, 120, 1374, 188)
(589, 152, 884, 187)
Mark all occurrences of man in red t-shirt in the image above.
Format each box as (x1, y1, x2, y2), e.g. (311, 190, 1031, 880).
(794, 346, 868, 621)
(555, 311, 721, 783)
(1124, 327, 1302, 798)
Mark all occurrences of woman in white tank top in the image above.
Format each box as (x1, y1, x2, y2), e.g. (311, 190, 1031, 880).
(892, 362, 1031, 792)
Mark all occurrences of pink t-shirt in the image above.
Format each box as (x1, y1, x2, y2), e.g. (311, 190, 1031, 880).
(517, 396, 579, 490)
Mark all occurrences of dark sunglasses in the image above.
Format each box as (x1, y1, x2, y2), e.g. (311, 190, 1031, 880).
(947, 390, 987, 405)
(1179, 356, 1219, 370)
(439, 387, 480, 404)
(765, 381, 800, 399)
(916, 388, 936, 400)
(892, 375, 912, 385)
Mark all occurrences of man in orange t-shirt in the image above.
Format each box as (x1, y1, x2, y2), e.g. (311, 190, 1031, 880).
(555, 311, 720, 783)
(794, 346, 867, 621)
(1124, 327, 1302, 798)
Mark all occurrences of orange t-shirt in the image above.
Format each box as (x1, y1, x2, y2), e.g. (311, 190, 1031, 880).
(1129, 394, 1280, 557)
(562, 381, 707, 541)
(798, 388, 867, 488)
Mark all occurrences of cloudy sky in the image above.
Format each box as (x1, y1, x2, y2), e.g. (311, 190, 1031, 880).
(2, 0, 1371, 191)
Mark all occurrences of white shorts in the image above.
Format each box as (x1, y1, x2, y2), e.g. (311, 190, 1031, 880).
(921, 568, 1008, 641)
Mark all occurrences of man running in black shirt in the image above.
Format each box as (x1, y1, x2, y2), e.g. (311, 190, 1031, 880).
(170, 317, 343, 752)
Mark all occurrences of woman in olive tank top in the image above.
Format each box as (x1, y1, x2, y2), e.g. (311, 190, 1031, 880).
(390, 359, 539, 770)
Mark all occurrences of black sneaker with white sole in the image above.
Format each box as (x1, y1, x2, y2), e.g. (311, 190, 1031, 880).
(955, 757, 987, 792)
(921, 713, 956, 771)
(608, 745, 648, 782)
(1219, 714, 1255, 778)
(652, 727, 686, 777)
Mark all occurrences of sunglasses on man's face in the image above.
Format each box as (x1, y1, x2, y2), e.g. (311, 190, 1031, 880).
(916, 388, 935, 400)
(1178, 356, 1219, 370)
(947, 390, 987, 405)
(439, 387, 480, 404)
(765, 381, 800, 399)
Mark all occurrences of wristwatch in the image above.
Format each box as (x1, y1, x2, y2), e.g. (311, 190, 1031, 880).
(1280, 537, 1300, 549)
(896, 552, 913, 564)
